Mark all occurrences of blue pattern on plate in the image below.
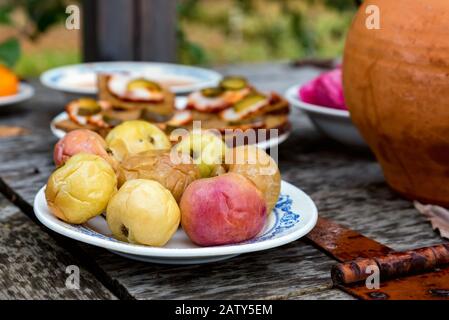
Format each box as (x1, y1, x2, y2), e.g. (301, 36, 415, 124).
(64, 193, 299, 247)
(245, 194, 300, 243)
(64, 223, 120, 243)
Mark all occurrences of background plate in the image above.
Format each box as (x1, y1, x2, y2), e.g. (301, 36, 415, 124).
(40, 61, 222, 96)
(0, 83, 35, 107)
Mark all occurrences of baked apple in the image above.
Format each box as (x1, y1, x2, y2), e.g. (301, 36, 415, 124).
(174, 131, 227, 178)
(53, 129, 116, 168)
(45, 153, 117, 224)
(117, 150, 200, 202)
(105, 120, 171, 162)
(180, 172, 267, 246)
(226, 145, 281, 213)
(106, 179, 180, 247)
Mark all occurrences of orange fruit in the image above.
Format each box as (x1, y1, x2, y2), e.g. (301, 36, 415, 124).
(0, 65, 18, 96)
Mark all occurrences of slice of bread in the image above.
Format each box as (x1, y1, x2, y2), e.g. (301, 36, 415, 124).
(97, 74, 174, 119)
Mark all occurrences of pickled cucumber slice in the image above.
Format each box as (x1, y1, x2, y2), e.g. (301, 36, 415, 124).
(200, 87, 224, 98)
(233, 93, 266, 113)
(102, 115, 123, 127)
(219, 76, 247, 91)
(77, 98, 102, 116)
(127, 78, 162, 92)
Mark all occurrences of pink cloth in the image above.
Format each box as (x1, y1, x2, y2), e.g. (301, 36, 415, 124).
(299, 68, 347, 110)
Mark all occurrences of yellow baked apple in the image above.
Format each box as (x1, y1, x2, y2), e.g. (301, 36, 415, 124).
(105, 120, 171, 162)
(117, 150, 200, 202)
(45, 153, 117, 224)
(174, 131, 227, 178)
(106, 179, 180, 246)
(226, 145, 281, 213)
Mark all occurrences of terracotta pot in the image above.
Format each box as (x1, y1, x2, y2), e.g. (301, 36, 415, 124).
(343, 0, 449, 206)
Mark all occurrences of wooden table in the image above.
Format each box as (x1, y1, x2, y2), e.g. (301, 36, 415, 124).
(0, 63, 443, 300)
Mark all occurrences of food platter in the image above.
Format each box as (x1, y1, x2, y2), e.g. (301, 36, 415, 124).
(50, 111, 290, 150)
(50, 96, 291, 150)
(41, 70, 296, 263)
(0, 83, 35, 107)
(34, 180, 318, 264)
(40, 61, 222, 97)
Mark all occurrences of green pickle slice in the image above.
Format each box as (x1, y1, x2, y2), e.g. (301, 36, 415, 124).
(219, 76, 248, 91)
(77, 98, 102, 116)
(127, 78, 162, 92)
(200, 87, 224, 98)
(233, 93, 266, 113)
(102, 115, 123, 127)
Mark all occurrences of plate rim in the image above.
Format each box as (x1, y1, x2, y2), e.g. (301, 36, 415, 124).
(285, 84, 350, 118)
(0, 82, 35, 106)
(33, 180, 318, 258)
(40, 61, 222, 95)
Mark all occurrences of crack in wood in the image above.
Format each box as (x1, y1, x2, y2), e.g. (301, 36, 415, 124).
(0, 177, 131, 300)
(263, 282, 334, 300)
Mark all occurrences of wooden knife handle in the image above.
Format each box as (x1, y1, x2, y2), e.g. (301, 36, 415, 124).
(332, 243, 449, 284)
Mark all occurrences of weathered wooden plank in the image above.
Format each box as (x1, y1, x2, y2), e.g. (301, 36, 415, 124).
(0, 195, 17, 221)
(292, 289, 353, 300)
(80, 242, 339, 300)
(0, 195, 116, 299)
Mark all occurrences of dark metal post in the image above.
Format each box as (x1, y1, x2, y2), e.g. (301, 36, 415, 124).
(82, 0, 177, 62)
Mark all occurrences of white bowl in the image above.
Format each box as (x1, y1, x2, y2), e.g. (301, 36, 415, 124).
(34, 181, 318, 264)
(285, 85, 366, 147)
(40, 61, 222, 99)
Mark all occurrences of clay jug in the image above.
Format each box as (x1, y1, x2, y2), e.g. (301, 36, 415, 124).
(343, 0, 449, 206)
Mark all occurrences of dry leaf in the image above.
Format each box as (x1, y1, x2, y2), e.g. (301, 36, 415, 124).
(414, 201, 449, 239)
(0, 126, 28, 138)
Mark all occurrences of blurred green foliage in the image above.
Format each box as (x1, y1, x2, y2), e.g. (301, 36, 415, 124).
(0, 0, 69, 67)
(1, 0, 361, 75)
(0, 37, 20, 67)
(177, 0, 359, 65)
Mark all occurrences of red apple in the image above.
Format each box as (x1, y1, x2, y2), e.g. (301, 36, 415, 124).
(54, 129, 115, 168)
(180, 172, 267, 246)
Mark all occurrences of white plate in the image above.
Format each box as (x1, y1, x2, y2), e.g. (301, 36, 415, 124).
(34, 181, 318, 264)
(285, 85, 366, 147)
(40, 62, 222, 98)
(0, 83, 34, 107)
(50, 97, 291, 150)
(50, 96, 187, 139)
(50, 111, 290, 150)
